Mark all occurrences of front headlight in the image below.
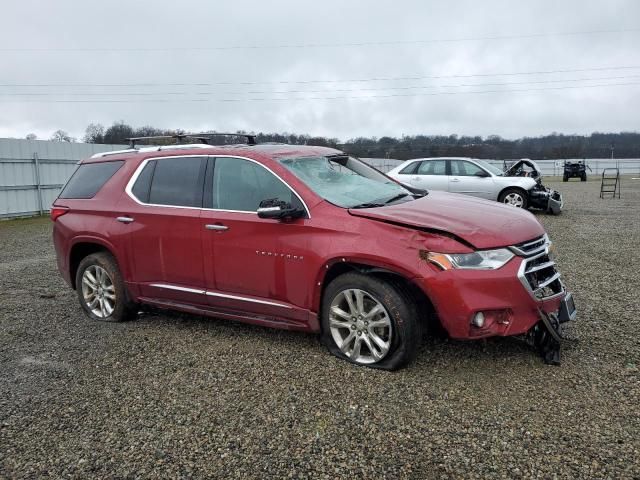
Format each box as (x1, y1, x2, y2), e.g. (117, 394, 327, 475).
(426, 248, 514, 270)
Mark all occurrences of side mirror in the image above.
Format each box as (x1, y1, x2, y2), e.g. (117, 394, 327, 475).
(257, 199, 305, 220)
(474, 170, 490, 177)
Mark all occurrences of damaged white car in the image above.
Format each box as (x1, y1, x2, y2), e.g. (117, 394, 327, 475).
(387, 157, 563, 214)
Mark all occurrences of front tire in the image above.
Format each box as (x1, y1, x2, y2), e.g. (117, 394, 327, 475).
(321, 272, 422, 370)
(498, 188, 528, 209)
(75, 252, 137, 322)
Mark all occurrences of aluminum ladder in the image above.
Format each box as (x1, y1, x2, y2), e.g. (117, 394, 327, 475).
(600, 168, 621, 199)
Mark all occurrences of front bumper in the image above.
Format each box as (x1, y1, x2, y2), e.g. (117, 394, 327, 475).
(528, 188, 563, 214)
(417, 257, 568, 340)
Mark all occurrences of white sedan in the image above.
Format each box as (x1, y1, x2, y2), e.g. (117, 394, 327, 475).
(387, 157, 562, 213)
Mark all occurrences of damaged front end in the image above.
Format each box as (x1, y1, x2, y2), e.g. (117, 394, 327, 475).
(528, 183, 563, 215)
(513, 234, 577, 365)
(528, 293, 576, 365)
(505, 159, 563, 214)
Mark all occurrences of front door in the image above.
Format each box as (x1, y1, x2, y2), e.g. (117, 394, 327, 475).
(201, 156, 312, 325)
(448, 159, 495, 199)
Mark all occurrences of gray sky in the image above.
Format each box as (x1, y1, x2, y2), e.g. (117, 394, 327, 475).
(1, 0, 639, 141)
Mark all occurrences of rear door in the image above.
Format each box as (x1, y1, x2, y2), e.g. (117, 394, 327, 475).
(413, 159, 449, 191)
(117, 155, 208, 305)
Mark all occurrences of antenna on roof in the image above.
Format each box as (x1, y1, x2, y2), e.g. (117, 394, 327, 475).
(126, 133, 257, 148)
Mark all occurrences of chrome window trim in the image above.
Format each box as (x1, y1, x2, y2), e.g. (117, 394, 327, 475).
(125, 154, 311, 218)
(149, 283, 291, 309)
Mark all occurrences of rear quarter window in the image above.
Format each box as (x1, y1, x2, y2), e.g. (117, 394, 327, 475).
(58, 161, 124, 199)
(399, 162, 419, 174)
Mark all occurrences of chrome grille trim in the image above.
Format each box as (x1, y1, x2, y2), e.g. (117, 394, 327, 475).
(508, 234, 549, 257)
(513, 234, 564, 300)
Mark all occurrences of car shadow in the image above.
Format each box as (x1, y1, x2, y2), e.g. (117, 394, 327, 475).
(135, 307, 572, 369)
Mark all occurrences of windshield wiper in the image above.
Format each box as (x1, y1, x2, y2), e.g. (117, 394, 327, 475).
(349, 202, 385, 209)
(384, 193, 411, 204)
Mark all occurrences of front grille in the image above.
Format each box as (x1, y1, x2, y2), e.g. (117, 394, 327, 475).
(510, 234, 548, 257)
(522, 252, 563, 299)
(512, 235, 564, 299)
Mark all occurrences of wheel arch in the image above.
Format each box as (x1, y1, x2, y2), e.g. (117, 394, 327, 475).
(497, 185, 529, 203)
(68, 237, 118, 290)
(314, 259, 438, 333)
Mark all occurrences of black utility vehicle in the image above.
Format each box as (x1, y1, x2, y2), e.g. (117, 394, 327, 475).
(563, 160, 591, 182)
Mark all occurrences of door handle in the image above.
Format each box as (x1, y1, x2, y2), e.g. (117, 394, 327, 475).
(450, 178, 460, 182)
(412, 176, 420, 181)
(116, 216, 134, 223)
(205, 224, 229, 231)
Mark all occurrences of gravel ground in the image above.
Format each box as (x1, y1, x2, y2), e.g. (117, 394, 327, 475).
(1, 179, 639, 479)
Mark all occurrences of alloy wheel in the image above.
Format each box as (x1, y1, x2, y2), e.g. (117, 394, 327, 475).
(81, 265, 116, 318)
(328, 288, 392, 364)
(503, 192, 524, 207)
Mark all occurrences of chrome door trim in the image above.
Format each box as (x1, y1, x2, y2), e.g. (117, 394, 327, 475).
(205, 290, 292, 309)
(149, 283, 206, 295)
(148, 283, 292, 309)
(124, 154, 311, 218)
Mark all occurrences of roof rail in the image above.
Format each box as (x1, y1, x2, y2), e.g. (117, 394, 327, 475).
(90, 148, 139, 159)
(126, 132, 257, 148)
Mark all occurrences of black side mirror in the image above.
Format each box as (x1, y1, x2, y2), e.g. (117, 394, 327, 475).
(474, 170, 490, 177)
(257, 199, 305, 220)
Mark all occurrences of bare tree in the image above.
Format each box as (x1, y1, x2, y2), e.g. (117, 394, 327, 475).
(83, 123, 105, 143)
(50, 130, 76, 142)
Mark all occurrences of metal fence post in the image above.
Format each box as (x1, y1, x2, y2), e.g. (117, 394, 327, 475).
(33, 152, 44, 215)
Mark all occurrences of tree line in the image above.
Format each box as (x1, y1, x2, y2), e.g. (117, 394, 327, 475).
(36, 122, 640, 159)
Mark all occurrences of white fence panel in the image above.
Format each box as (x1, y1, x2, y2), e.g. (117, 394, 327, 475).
(0, 138, 127, 218)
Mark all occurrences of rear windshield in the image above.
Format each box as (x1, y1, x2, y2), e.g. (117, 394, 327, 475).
(59, 161, 124, 199)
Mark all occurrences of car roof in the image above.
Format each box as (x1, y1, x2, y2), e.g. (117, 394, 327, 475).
(83, 143, 343, 164)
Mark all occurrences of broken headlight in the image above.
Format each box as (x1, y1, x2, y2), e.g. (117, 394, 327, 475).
(427, 249, 514, 270)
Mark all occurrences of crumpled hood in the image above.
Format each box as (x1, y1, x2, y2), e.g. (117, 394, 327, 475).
(348, 191, 545, 249)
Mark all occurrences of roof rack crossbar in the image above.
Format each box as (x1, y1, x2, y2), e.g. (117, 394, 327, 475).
(126, 133, 256, 148)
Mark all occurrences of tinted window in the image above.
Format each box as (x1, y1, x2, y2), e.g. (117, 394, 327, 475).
(451, 160, 485, 176)
(399, 162, 419, 174)
(148, 157, 205, 207)
(59, 161, 124, 199)
(212, 157, 299, 212)
(131, 160, 156, 203)
(417, 160, 447, 175)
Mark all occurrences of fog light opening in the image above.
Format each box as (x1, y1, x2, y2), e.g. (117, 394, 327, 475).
(472, 312, 485, 328)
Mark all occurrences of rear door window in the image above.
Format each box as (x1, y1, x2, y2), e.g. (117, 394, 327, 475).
(417, 160, 447, 175)
(59, 161, 124, 199)
(131, 160, 156, 203)
(147, 156, 206, 207)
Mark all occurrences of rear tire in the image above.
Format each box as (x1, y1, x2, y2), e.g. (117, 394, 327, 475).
(75, 252, 138, 322)
(563, 175, 568, 182)
(581, 174, 587, 182)
(498, 188, 528, 209)
(321, 272, 422, 370)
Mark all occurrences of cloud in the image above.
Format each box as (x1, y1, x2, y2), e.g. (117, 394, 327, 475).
(0, 0, 639, 140)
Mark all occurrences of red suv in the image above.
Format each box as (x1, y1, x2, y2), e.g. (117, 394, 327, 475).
(51, 138, 576, 369)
